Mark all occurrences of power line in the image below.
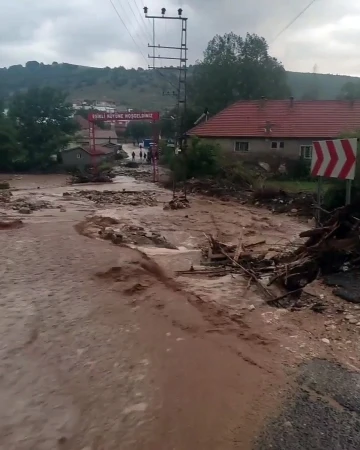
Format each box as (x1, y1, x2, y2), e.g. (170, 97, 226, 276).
(109, 0, 148, 64)
(132, 0, 153, 39)
(271, 0, 318, 43)
(124, 0, 152, 44)
(115, 0, 148, 49)
(109, 0, 179, 93)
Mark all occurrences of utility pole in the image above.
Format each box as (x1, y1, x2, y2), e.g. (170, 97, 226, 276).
(143, 6, 188, 151)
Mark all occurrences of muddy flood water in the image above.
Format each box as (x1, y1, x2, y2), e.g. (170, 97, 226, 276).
(1, 168, 360, 450)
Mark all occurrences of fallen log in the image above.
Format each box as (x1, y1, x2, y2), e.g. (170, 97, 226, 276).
(299, 226, 332, 238)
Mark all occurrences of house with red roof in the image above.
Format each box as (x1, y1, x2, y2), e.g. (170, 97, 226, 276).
(187, 99, 360, 161)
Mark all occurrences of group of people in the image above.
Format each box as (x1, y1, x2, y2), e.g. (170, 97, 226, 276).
(131, 144, 147, 162)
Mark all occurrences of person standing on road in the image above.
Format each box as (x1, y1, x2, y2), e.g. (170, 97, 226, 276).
(132, 151, 135, 161)
(139, 150, 143, 161)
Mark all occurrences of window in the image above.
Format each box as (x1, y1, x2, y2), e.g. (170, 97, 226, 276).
(234, 141, 249, 152)
(76, 153, 82, 159)
(300, 145, 313, 160)
(271, 141, 285, 149)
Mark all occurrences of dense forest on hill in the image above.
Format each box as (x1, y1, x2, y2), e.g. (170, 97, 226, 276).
(1, 61, 359, 112)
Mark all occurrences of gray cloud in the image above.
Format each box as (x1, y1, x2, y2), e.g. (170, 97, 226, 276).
(0, 0, 359, 76)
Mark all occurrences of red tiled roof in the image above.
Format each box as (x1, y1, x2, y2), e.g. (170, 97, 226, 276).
(187, 100, 360, 139)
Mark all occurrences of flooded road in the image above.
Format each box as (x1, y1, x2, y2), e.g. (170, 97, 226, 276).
(2, 170, 360, 449)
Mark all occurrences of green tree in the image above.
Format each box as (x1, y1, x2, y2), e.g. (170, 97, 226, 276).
(160, 107, 201, 138)
(0, 113, 18, 170)
(125, 121, 152, 142)
(8, 87, 77, 167)
(339, 81, 360, 100)
(301, 65, 321, 100)
(189, 32, 290, 114)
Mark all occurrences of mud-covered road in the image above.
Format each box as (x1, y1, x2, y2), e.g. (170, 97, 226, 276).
(2, 165, 360, 450)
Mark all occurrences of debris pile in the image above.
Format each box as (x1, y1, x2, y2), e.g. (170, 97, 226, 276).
(66, 190, 158, 207)
(76, 215, 177, 249)
(252, 187, 315, 216)
(69, 166, 115, 184)
(163, 195, 190, 210)
(11, 198, 53, 214)
(0, 192, 52, 214)
(180, 179, 252, 201)
(112, 166, 153, 182)
(0, 190, 12, 204)
(200, 203, 360, 308)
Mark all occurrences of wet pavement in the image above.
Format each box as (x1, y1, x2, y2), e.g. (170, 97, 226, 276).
(257, 359, 360, 450)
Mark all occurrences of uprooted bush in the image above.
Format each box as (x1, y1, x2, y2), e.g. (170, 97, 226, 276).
(0, 181, 10, 190)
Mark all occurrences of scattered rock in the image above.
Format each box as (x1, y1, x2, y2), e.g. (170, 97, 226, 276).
(68, 189, 157, 207)
(164, 195, 190, 210)
(290, 208, 298, 213)
(321, 338, 331, 344)
(110, 233, 123, 245)
(60, 207, 66, 212)
(18, 207, 31, 214)
(345, 314, 356, 321)
(0, 181, 10, 189)
(122, 402, 148, 414)
(248, 305, 256, 312)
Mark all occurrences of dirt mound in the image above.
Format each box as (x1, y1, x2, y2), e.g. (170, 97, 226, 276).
(163, 196, 190, 210)
(75, 215, 177, 249)
(168, 179, 252, 202)
(95, 250, 175, 297)
(0, 192, 53, 214)
(0, 181, 10, 190)
(69, 165, 115, 184)
(0, 219, 23, 230)
(74, 216, 120, 238)
(66, 189, 158, 207)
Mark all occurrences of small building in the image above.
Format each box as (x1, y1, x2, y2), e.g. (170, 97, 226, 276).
(61, 145, 115, 170)
(187, 99, 360, 161)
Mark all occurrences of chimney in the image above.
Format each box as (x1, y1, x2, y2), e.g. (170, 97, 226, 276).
(290, 96, 294, 107)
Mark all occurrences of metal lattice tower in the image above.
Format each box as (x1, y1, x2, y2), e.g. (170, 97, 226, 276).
(144, 7, 188, 149)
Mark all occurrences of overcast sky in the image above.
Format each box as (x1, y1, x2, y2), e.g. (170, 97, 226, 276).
(1, 0, 360, 76)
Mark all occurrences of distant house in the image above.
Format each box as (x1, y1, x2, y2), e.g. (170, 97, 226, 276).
(62, 145, 116, 169)
(187, 99, 360, 161)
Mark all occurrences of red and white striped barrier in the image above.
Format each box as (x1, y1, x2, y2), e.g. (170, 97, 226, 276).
(311, 138, 357, 180)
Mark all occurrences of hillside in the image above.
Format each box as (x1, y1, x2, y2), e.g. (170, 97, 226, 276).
(1, 61, 359, 111)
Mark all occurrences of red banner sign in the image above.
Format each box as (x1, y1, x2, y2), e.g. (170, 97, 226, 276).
(88, 111, 160, 122)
